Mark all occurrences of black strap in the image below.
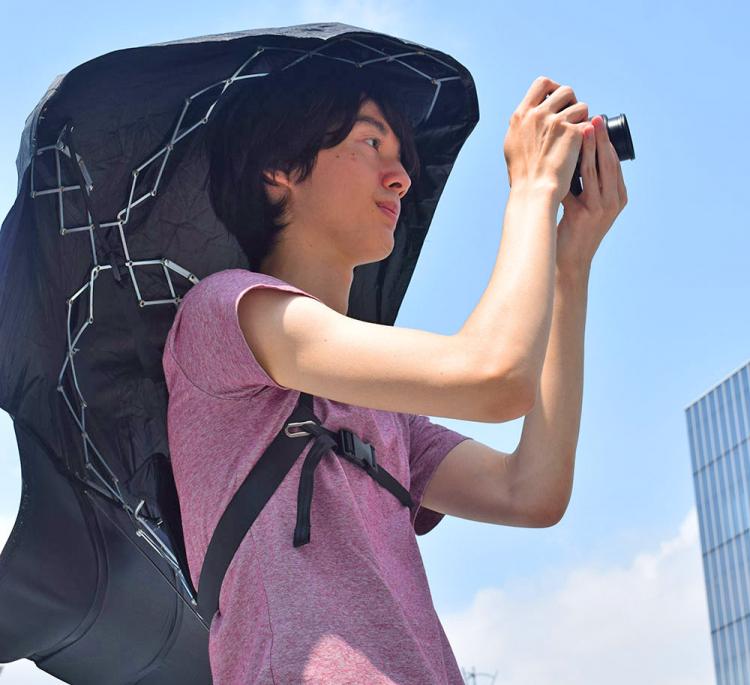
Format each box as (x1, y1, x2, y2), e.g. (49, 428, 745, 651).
(196, 392, 413, 624)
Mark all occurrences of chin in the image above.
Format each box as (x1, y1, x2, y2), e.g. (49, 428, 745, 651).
(357, 243, 394, 267)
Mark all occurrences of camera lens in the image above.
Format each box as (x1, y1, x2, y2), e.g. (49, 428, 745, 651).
(601, 114, 635, 162)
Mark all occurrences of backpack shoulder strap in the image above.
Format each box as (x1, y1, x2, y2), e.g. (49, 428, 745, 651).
(196, 391, 413, 625)
(196, 391, 318, 622)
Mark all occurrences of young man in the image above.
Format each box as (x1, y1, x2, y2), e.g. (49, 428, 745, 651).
(164, 64, 626, 683)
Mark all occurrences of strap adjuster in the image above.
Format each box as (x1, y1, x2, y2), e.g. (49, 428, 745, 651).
(336, 429, 378, 472)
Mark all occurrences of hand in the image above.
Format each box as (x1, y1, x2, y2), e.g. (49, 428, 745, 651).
(556, 115, 628, 274)
(503, 76, 590, 204)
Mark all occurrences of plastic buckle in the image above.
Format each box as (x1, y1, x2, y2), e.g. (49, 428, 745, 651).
(336, 429, 378, 472)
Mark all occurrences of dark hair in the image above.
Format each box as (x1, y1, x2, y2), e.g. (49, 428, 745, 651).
(205, 59, 421, 271)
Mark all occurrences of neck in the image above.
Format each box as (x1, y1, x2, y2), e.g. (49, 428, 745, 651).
(259, 244, 353, 317)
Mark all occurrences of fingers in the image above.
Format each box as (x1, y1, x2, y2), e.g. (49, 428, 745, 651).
(585, 115, 628, 210)
(615, 149, 628, 207)
(541, 85, 579, 115)
(514, 76, 589, 127)
(518, 76, 561, 112)
(559, 101, 589, 124)
(592, 116, 620, 208)
(580, 123, 599, 198)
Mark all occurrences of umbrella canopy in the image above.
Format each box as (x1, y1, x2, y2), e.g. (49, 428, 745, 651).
(0, 22, 478, 684)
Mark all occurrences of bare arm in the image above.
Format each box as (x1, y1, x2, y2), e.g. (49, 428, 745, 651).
(238, 181, 561, 424)
(420, 265, 588, 528)
(506, 265, 589, 524)
(240, 181, 561, 425)
(457, 181, 561, 414)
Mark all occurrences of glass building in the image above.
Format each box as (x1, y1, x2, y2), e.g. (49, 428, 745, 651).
(685, 360, 750, 685)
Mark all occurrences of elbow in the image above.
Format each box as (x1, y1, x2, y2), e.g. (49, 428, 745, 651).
(485, 368, 537, 422)
(534, 489, 572, 527)
(534, 503, 567, 527)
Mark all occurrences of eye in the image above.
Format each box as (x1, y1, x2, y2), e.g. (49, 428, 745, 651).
(364, 137, 381, 150)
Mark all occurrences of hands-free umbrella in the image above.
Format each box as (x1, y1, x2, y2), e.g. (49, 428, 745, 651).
(0, 22, 478, 684)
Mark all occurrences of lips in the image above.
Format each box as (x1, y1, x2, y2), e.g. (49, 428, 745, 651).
(376, 201, 399, 222)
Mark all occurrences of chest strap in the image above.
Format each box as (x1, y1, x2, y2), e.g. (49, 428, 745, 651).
(196, 391, 413, 624)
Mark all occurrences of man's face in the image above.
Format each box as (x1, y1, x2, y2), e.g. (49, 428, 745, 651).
(273, 99, 412, 267)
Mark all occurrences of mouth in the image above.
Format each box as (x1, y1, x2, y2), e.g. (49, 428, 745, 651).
(376, 202, 399, 224)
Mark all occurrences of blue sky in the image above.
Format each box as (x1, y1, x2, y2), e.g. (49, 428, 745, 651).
(1, 0, 747, 682)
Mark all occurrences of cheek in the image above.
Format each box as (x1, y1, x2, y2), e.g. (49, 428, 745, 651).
(311, 149, 377, 217)
(335, 156, 375, 199)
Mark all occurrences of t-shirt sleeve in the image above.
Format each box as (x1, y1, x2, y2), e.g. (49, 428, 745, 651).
(164, 268, 323, 398)
(406, 413, 472, 536)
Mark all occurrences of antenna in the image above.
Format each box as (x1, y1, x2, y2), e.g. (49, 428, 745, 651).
(461, 665, 499, 683)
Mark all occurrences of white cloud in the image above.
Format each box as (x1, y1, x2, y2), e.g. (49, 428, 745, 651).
(445, 508, 715, 685)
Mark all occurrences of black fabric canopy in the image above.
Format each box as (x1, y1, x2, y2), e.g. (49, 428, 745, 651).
(0, 22, 478, 684)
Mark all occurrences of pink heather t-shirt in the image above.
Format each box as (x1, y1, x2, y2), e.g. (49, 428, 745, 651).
(162, 268, 472, 685)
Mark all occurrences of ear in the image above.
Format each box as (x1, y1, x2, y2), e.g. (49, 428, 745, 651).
(262, 168, 290, 201)
(262, 168, 292, 188)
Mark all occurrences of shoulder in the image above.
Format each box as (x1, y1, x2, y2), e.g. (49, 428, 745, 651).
(184, 268, 265, 299)
(176, 269, 289, 313)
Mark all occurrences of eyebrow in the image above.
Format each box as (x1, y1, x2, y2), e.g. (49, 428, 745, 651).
(354, 115, 402, 159)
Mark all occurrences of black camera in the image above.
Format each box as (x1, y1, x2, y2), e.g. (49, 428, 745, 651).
(570, 113, 635, 196)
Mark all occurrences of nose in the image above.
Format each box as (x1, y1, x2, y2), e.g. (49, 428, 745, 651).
(383, 161, 412, 198)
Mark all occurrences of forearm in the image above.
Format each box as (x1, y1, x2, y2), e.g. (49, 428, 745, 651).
(508, 264, 590, 524)
(460, 183, 560, 404)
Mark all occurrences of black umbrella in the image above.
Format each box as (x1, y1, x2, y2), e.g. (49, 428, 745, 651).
(0, 22, 478, 684)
